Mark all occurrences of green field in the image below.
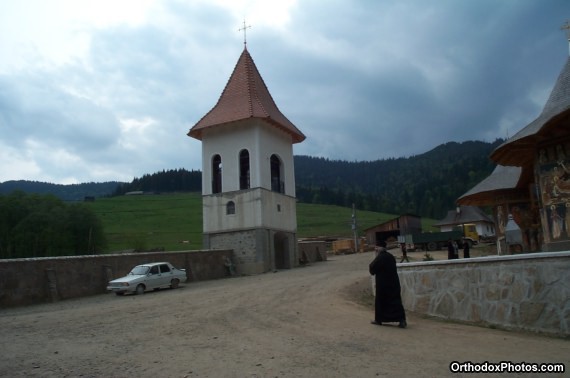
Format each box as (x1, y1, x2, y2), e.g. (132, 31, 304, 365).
(87, 193, 437, 253)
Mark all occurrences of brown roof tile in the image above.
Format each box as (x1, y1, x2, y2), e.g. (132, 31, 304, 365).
(188, 47, 305, 143)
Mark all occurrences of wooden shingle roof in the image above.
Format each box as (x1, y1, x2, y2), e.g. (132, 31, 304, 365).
(433, 206, 494, 227)
(188, 47, 305, 143)
(457, 165, 527, 206)
(491, 57, 570, 166)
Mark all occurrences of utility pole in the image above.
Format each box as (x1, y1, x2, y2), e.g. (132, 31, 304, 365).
(352, 203, 359, 253)
(88, 227, 93, 254)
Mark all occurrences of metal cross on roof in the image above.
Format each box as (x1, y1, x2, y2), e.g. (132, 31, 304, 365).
(239, 19, 252, 46)
(562, 20, 570, 55)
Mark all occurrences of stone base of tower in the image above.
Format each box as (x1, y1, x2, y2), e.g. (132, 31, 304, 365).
(203, 228, 298, 275)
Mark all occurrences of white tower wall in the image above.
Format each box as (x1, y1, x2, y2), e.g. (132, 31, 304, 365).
(201, 119, 296, 197)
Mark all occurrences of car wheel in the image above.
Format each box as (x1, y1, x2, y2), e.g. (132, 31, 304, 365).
(135, 284, 145, 295)
(115, 292, 125, 296)
(170, 279, 180, 289)
(427, 242, 437, 251)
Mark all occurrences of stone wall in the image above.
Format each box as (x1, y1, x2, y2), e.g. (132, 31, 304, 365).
(0, 249, 232, 308)
(398, 252, 570, 337)
(207, 229, 268, 274)
(206, 229, 300, 274)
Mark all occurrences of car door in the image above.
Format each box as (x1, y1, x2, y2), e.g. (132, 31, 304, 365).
(145, 265, 162, 289)
(159, 264, 172, 287)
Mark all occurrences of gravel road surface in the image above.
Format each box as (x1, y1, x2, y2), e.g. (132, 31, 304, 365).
(1, 252, 568, 377)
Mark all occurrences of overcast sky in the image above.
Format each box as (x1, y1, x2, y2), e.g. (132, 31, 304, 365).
(0, 0, 568, 184)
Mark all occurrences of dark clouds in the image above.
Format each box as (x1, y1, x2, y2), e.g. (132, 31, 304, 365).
(0, 0, 568, 183)
(249, 0, 569, 160)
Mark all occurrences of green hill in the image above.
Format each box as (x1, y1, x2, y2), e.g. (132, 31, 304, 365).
(0, 180, 122, 201)
(86, 193, 437, 253)
(2, 140, 502, 220)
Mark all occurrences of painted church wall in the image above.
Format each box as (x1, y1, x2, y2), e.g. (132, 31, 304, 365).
(536, 142, 570, 251)
(495, 202, 541, 253)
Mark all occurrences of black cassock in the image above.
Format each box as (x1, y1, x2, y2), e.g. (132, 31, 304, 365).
(369, 250, 406, 323)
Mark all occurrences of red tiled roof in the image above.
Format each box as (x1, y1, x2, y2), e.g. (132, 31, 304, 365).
(188, 47, 305, 144)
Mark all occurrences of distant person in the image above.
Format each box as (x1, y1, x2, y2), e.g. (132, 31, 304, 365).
(224, 256, 235, 276)
(369, 241, 407, 328)
(400, 243, 409, 263)
(463, 239, 470, 258)
(447, 239, 456, 259)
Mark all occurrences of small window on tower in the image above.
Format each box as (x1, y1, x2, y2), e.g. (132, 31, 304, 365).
(226, 201, 236, 215)
(270, 154, 284, 193)
(239, 149, 250, 190)
(212, 154, 222, 194)
(277, 204, 281, 212)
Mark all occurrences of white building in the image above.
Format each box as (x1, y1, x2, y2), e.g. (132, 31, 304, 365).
(434, 206, 496, 238)
(188, 46, 305, 274)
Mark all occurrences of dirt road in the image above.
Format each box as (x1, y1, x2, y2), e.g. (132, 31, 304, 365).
(1, 252, 568, 377)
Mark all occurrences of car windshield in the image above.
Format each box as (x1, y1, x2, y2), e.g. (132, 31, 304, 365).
(129, 266, 150, 275)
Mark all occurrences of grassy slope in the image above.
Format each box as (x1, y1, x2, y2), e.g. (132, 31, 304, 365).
(87, 193, 203, 252)
(87, 193, 437, 253)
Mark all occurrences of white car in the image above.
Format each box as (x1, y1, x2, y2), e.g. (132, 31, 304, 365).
(107, 262, 187, 296)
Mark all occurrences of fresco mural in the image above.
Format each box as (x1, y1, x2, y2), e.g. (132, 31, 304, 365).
(495, 202, 540, 252)
(537, 143, 570, 246)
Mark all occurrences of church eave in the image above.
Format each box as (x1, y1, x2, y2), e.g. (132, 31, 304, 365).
(491, 109, 570, 166)
(188, 116, 305, 143)
(457, 188, 530, 207)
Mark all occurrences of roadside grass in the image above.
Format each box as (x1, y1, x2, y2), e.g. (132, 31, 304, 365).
(88, 193, 438, 253)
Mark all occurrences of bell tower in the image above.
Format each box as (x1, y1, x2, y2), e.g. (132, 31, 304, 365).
(188, 46, 305, 274)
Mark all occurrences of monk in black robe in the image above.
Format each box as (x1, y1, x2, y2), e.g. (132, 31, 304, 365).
(369, 242, 407, 328)
(463, 238, 470, 258)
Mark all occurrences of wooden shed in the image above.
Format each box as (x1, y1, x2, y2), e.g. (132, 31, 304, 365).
(363, 214, 422, 246)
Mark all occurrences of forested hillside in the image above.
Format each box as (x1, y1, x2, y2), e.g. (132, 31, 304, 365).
(112, 168, 201, 195)
(0, 191, 106, 258)
(0, 181, 122, 201)
(294, 140, 503, 218)
(0, 140, 502, 219)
